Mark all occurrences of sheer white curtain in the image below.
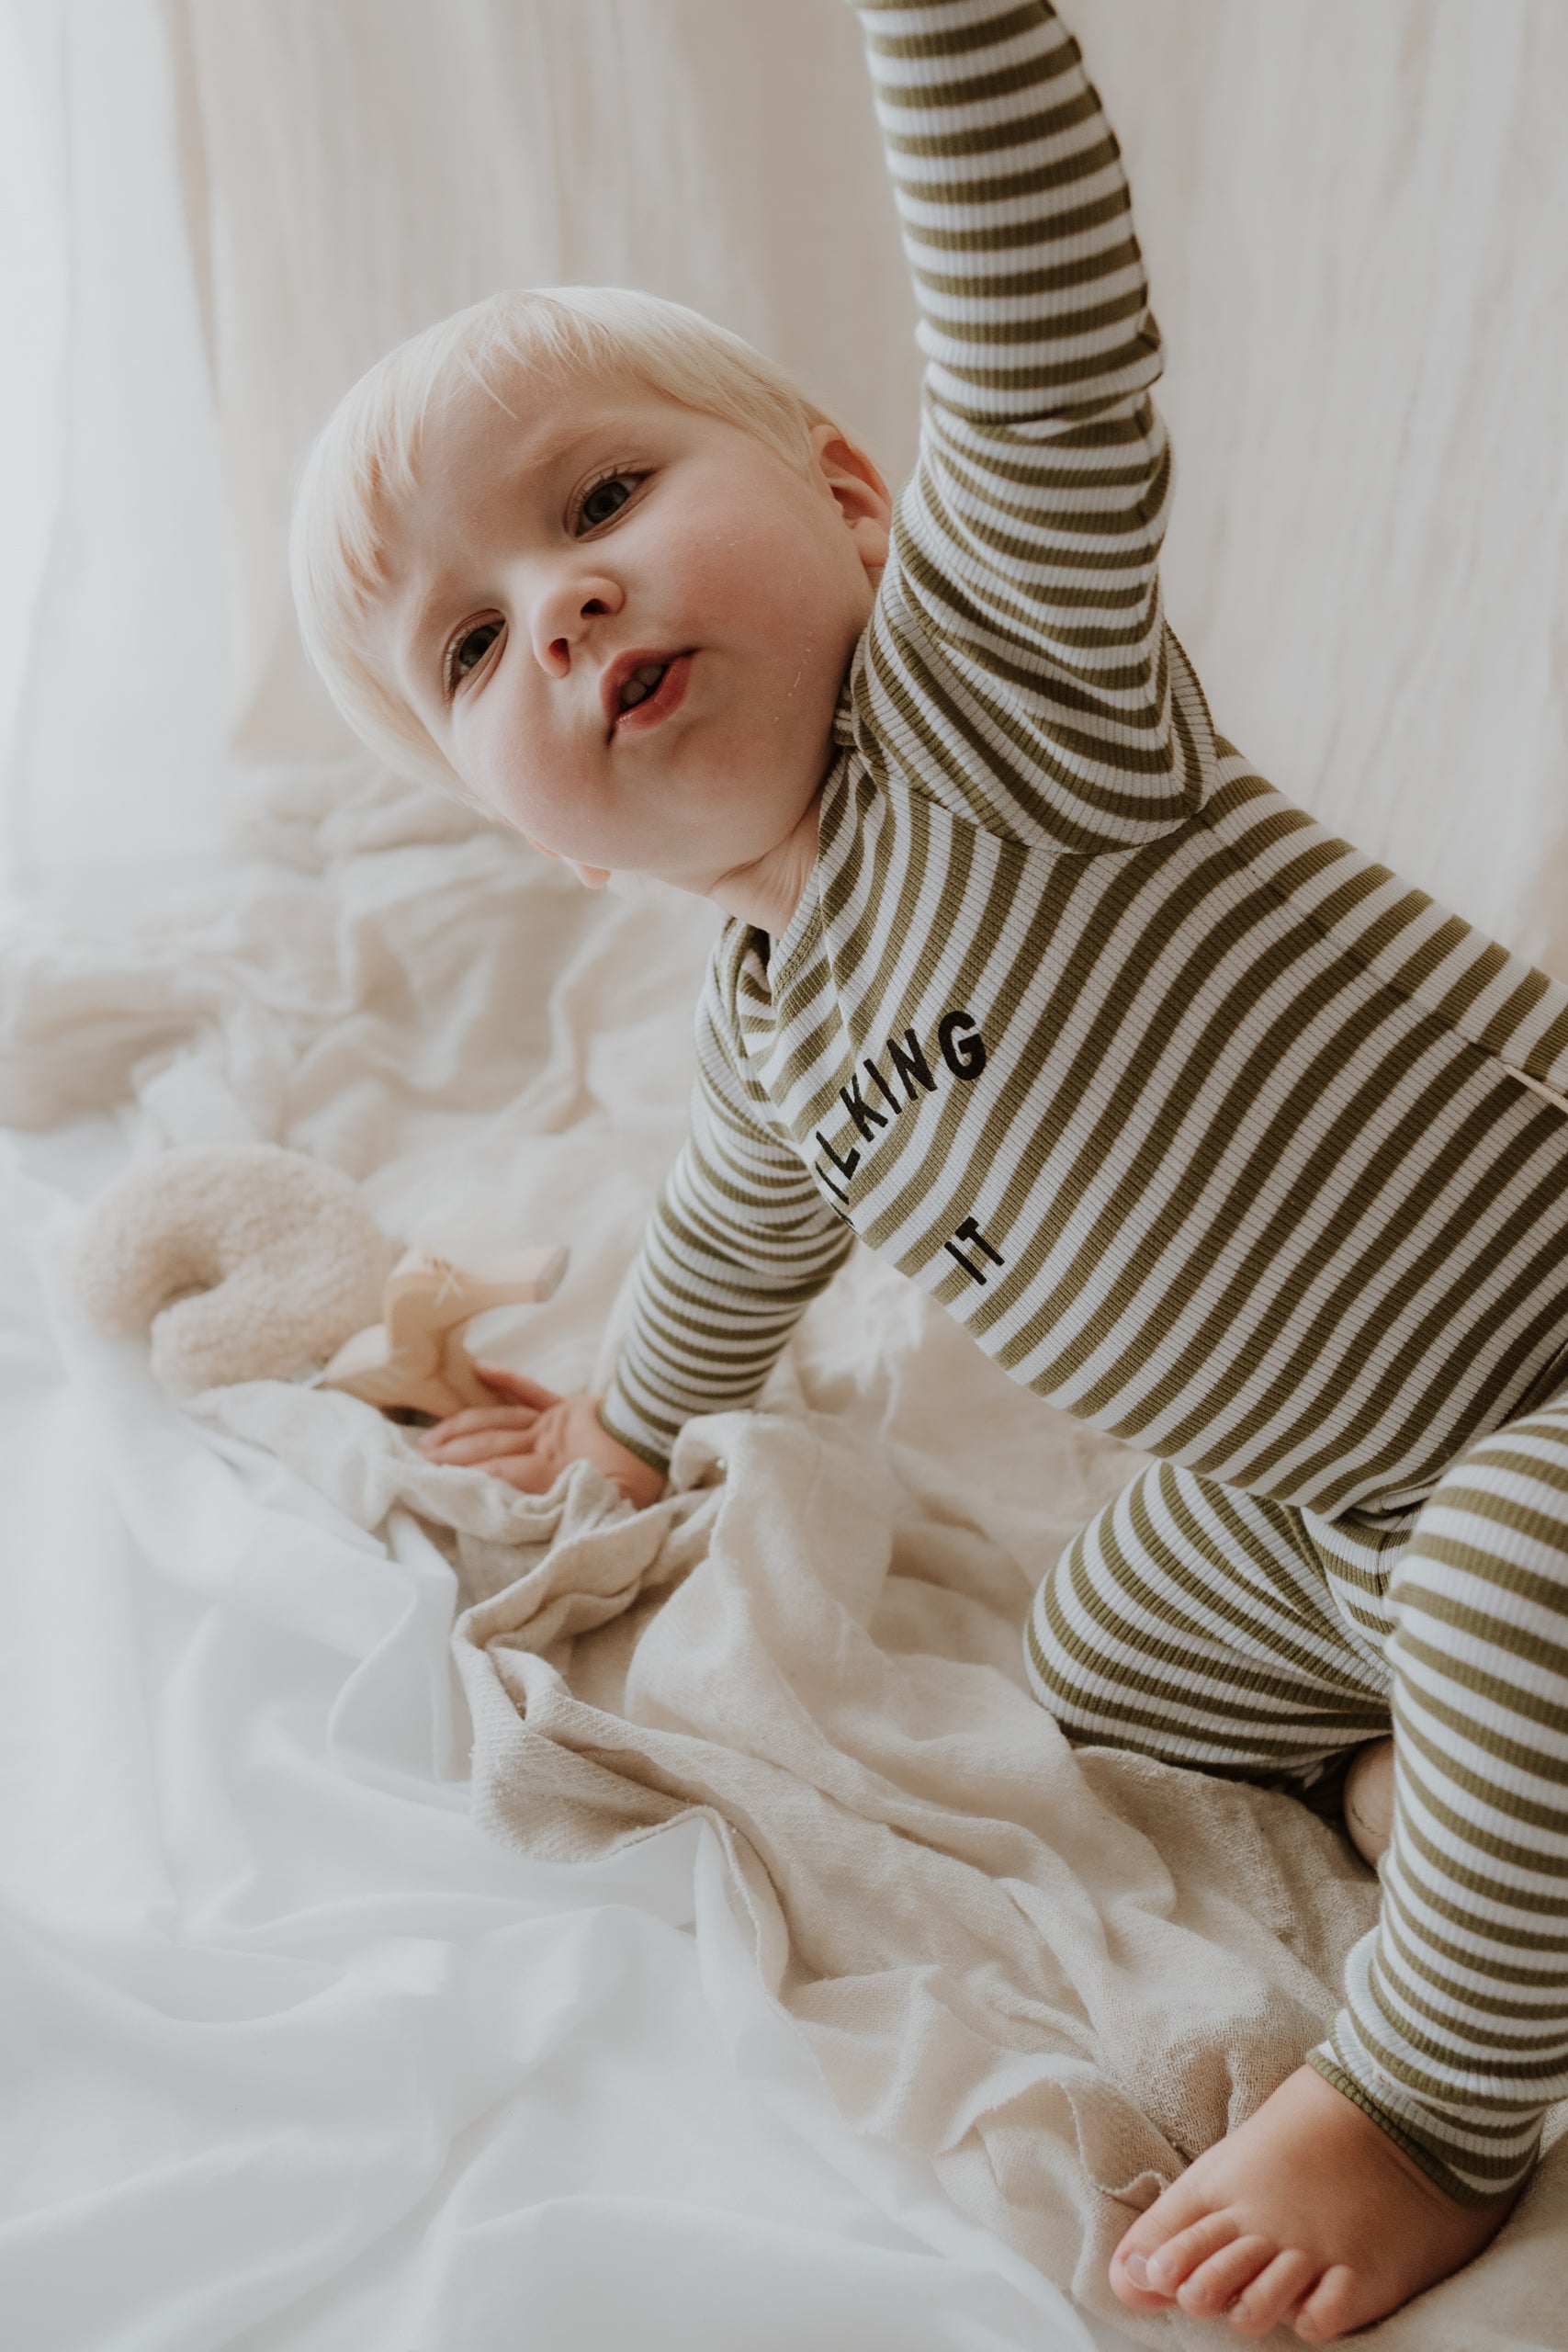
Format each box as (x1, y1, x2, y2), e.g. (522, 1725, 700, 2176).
(1, 0, 226, 896)
(3, 0, 1566, 943)
(1084, 0, 1568, 979)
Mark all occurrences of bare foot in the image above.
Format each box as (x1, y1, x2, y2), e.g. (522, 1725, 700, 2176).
(1109, 2064, 1519, 2340)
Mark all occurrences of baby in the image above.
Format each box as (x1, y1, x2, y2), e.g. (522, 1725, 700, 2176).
(291, 1, 1568, 2338)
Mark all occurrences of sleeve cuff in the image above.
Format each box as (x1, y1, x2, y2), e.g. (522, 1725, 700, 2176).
(595, 1392, 672, 1477)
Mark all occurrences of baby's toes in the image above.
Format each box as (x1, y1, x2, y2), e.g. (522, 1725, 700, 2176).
(1112, 2199, 1227, 2310)
(1170, 2233, 1274, 2318)
(1291, 2263, 1363, 2344)
(1135, 2211, 1240, 2300)
(1225, 2247, 1321, 2336)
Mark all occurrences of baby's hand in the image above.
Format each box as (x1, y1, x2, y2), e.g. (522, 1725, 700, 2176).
(416, 1365, 666, 1508)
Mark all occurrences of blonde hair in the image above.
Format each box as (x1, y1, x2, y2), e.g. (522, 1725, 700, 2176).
(289, 285, 836, 793)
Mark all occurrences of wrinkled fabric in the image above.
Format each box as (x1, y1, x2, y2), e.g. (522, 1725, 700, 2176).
(8, 1, 1568, 2343)
(6, 745, 1564, 2336)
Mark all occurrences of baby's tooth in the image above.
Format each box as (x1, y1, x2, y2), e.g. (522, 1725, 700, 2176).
(618, 662, 668, 713)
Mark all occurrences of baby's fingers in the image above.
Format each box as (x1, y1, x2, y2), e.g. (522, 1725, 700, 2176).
(421, 1424, 544, 1467)
(419, 1405, 538, 1451)
(470, 1363, 562, 1411)
(478, 1452, 566, 1495)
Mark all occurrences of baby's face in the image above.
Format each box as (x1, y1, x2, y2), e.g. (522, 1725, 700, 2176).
(374, 373, 888, 894)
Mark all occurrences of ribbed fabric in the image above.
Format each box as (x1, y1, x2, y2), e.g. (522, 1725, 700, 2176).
(1027, 1408, 1568, 2202)
(600, 0, 1568, 1500)
(592, 0, 1568, 2211)
(592, 0, 1568, 2214)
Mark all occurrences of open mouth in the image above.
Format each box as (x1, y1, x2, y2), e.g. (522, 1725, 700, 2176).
(617, 661, 668, 712)
(608, 650, 694, 738)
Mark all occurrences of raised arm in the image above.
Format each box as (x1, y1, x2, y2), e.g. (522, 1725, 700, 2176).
(851, 0, 1213, 851)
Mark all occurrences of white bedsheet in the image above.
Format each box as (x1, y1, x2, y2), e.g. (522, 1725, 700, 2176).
(0, 788, 1145, 2350)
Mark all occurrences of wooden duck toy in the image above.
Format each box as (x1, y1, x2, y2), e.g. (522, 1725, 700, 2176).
(321, 1244, 568, 1419)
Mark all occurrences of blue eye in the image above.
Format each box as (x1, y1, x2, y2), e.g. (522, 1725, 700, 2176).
(577, 472, 642, 531)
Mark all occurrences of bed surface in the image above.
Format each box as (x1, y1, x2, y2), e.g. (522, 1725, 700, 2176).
(4, 770, 1562, 2349)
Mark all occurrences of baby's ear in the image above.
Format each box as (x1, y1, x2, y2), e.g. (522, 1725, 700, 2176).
(809, 423, 892, 577)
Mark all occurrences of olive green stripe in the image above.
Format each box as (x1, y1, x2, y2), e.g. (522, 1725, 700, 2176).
(910, 236, 1142, 303)
(899, 520, 1152, 631)
(1377, 1868, 1568, 1984)
(920, 427, 1168, 543)
(863, 847, 1074, 1254)
(868, 20, 1077, 97)
(1443, 1437, 1568, 1503)
(912, 286, 1149, 357)
(1059, 1472, 1390, 1704)
(820, 770, 908, 998)
(862, 2, 1064, 68)
(858, 858, 1032, 1239)
(1531, 1000, 1568, 1069)
(1360, 1951, 1568, 2075)
(1066, 969, 1438, 1429)
(1404, 1509, 1568, 1620)
(1397, 1607, 1568, 1722)
(1391, 1746, 1568, 1894)
(915, 832, 1244, 1312)
(888, 135, 1130, 213)
(1197, 1081, 1547, 1493)
(875, 51, 1093, 130)
(1223, 1090, 1568, 1510)
(891, 605, 1179, 779)
(1026, 1610, 1380, 1759)
(1393, 1662, 1568, 1816)
(925, 383, 1154, 460)
(1299, 1273, 1568, 1521)
(879, 605, 1183, 809)
(864, 611, 1175, 848)
(989, 878, 1373, 1382)
(1369, 1933, 1568, 2053)
(905, 186, 1133, 254)
(1381, 1805, 1568, 1936)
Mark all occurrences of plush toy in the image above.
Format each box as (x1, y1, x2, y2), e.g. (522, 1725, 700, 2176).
(73, 1143, 565, 1418)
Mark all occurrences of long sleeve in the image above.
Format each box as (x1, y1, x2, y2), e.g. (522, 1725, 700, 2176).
(850, 0, 1214, 852)
(602, 0, 1206, 1473)
(599, 968, 855, 1473)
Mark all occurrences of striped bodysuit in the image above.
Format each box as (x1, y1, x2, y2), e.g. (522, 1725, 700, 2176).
(601, 0, 1568, 2200)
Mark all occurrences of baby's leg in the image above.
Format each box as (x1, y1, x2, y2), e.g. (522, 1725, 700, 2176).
(1026, 1456, 1392, 1779)
(1099, 1412, 1568, 2337)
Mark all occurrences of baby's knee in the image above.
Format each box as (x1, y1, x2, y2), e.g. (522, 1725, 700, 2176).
(1022, 1523, 1100, 1732)
(1022, 1471, 1164, 1741)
